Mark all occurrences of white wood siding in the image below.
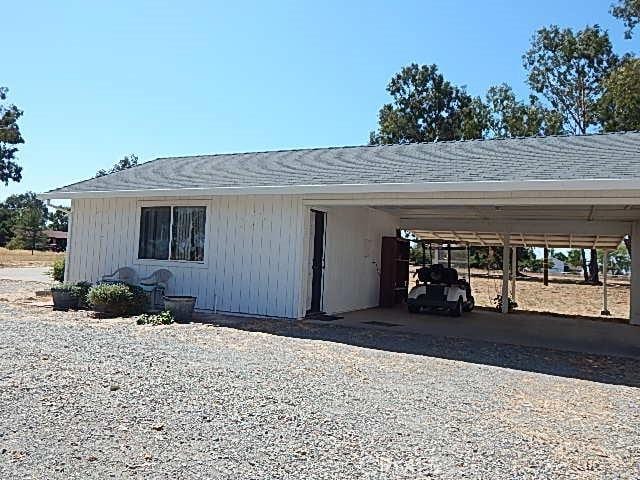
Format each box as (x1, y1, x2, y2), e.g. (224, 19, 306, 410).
(320, 206, 398, 314)
(67, 195, 306, 319)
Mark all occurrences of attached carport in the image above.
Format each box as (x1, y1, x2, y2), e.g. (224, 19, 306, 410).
(310, 188, 640, 325)
(307, 199, 640, 357)
(382, 204, 635, 317)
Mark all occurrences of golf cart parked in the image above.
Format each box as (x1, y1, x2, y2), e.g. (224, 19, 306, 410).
(407, 242, 475, 316)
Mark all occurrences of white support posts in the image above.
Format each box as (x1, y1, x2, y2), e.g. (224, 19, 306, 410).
(631, 222, 640, 325)
(501, 234, 511, 314)
(63, 204, 72, 283)
(510, 247, 517, 301)
(543, 247, 549, 286)
(601, 250, 610, 316)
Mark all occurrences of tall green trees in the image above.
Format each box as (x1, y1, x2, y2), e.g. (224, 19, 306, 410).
(372, 24, 634, 144)
(611, 0, 640, 38)
(2, 192, 49, 220)
(49, 210, 69, 232)
(0, 207, 12, 246)
(0, 192, 49, 247)
(599, 57, 640, 131)
(0, 191, 71, 249)
(0, 87, 24, 185)
(369, 64, 484, 144)
(9, 207, 47, 253)
(523, 25, 618, 135)
(484, 84, 563, 138)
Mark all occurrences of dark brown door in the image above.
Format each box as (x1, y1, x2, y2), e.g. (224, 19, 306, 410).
(309, 210, 326, 313)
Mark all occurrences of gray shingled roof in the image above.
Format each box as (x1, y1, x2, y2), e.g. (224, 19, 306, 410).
(45, 131, 640, 196)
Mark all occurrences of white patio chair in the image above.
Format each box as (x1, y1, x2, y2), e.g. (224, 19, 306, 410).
(139, 269, 173, 309)
(101, 267, 139, 286)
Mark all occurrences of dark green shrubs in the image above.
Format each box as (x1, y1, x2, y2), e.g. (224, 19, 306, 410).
(87, 283, 147, 316)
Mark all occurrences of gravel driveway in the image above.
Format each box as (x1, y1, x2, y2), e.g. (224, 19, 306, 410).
(1, 280, 639, 479)
(0, 266, 51, 283)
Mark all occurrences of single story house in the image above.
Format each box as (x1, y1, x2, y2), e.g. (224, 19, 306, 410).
(43, 229, 68, 252)
(41, 132, 640, 324)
